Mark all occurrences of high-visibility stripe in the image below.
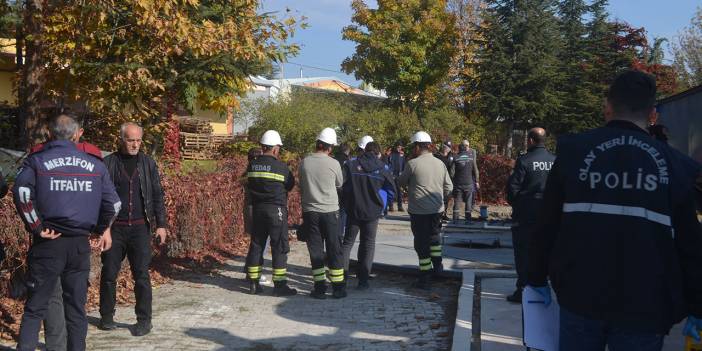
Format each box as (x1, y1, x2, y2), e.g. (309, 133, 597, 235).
(419, 258, 433, 271)
(312, 268, 326, 275)
(329, 269, 344, 283)
(248, 266, 262, 280)
(273, 268, 286, 281)
(563, 202, 671, 227)
(313, 275, 326, 282)
(247, 172, 285, 182)
(312, 267, 326, 281)
(430, 245, 442, 257)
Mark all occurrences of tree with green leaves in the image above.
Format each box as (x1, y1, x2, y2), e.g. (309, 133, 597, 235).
(341, 0, 458, 126)
(671, 7, 702, 89)
(474, 0, 562, 156)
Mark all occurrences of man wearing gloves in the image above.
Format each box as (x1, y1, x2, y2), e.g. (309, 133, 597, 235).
(399, 132, 453, 289)
(528, 71, 702, 350)
(299, 128, 346, 299)
(342, 141, 395, 290)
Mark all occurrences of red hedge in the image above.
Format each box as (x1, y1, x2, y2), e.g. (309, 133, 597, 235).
(477, 154, 513, 205)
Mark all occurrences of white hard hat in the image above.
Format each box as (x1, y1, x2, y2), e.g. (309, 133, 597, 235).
(260, 130, 283, 146)
(410, 131, 432, 144)
(317, 127, 338, 146)
(358, 135, 374, 149)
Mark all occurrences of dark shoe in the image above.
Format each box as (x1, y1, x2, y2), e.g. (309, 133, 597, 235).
(398, 205, 405, 212)
(133, 320, 152, 337)
(356, 281, 370, 291)
(432, 263, 444, 276)
(310, 282, 327, 299)
(98, 315, 117, 331)
(388, 205, 395, 212)
(249, 281, 264, 295)
(412, 276, 431, 291)
(506, 289, 523, 304)
(332, 284, 348, 299)
(441, 214, 450, 221)
(274, 282, 297, 297)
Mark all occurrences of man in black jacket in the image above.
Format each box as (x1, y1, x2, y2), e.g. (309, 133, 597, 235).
(99, 122, 168, 336)
(528, 71, 702, 350)
(245, 130, 297, 296)
(504, 128, 554, 303)
(341, 142, 395, 289)
(450, 143, 480, 223)
(386, 142, 406, 212)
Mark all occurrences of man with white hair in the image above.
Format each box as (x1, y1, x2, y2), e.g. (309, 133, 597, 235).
(99, 122, 168, 336)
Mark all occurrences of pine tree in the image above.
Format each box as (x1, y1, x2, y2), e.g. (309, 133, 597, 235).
(475, 0, 562, 154)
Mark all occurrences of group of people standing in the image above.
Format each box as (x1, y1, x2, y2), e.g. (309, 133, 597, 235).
(243, 128, 460, 299)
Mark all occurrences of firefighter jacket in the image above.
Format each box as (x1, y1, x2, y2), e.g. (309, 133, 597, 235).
(506, 145, 555, 222)
(12, 140, 121, 237)
(528, 120, 702, 333)
(246, 154, 295, 208)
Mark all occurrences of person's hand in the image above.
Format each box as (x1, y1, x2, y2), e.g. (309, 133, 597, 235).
(526, 285, 552, 306)
(683, 316, 702, 341)
(475, 182, 480, 190)
(39, 228, 61, 240)
(155, 228, 167, 245)
(97, 228, 112, 252)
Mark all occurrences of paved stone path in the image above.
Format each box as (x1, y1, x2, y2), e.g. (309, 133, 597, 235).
(0, 240, 457, 351)
(81, 242, 457, 350)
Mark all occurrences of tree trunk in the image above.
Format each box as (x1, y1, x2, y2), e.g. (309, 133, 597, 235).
(18, 0, 47, 150)
(226, 106, 234, 135)
(506, 122, 514, 158)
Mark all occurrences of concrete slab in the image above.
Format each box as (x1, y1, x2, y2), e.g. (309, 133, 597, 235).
(480, 278, 524, 351)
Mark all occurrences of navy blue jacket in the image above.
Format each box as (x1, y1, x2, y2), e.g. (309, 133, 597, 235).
(13, 140, 121, 237)
(387, 151, 406, 177)
(343, 153, 396, 221)
(528, 120, 702, 333)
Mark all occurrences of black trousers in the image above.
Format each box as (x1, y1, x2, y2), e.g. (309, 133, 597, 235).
(409, 213, 443, 274)
(246, 205, 290, 282)
(342, 218, 379, 283)
(452, 185, 474, 220)
(511, 222, 535, 289)
(393, 178, 404, 209)
(99, 224, 152, 322)
(44, 277, 66, 351)
(304, 211, 344, 285)
(17, 236, 90, 351)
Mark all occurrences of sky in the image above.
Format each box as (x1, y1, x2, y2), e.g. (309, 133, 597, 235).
(260, 0, 700, 86)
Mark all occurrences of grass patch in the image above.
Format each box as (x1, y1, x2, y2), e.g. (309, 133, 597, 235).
(181, 160, 219, 174)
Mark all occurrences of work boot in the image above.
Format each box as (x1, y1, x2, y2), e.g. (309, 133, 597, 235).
(388, 204, 395, 212)
(310, 281, 327, 299)
(98, 315, 117, 331)
(432, 261, 444, 276)
(506, 288, 523, 304)
(412, 275, 431, 291)
(133, 320, 152, 337)
(441, 213, 450, 221)
(273, 281, 297, 297)
(249, 280, 264, 295)
(398, 204, 405, 212)
(332, 283, 348, 299)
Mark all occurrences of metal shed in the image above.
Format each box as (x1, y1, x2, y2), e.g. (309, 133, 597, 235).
(657, 85, 702, 163)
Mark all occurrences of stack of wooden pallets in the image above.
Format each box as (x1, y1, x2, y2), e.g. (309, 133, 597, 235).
(177, 116, 232, 160)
